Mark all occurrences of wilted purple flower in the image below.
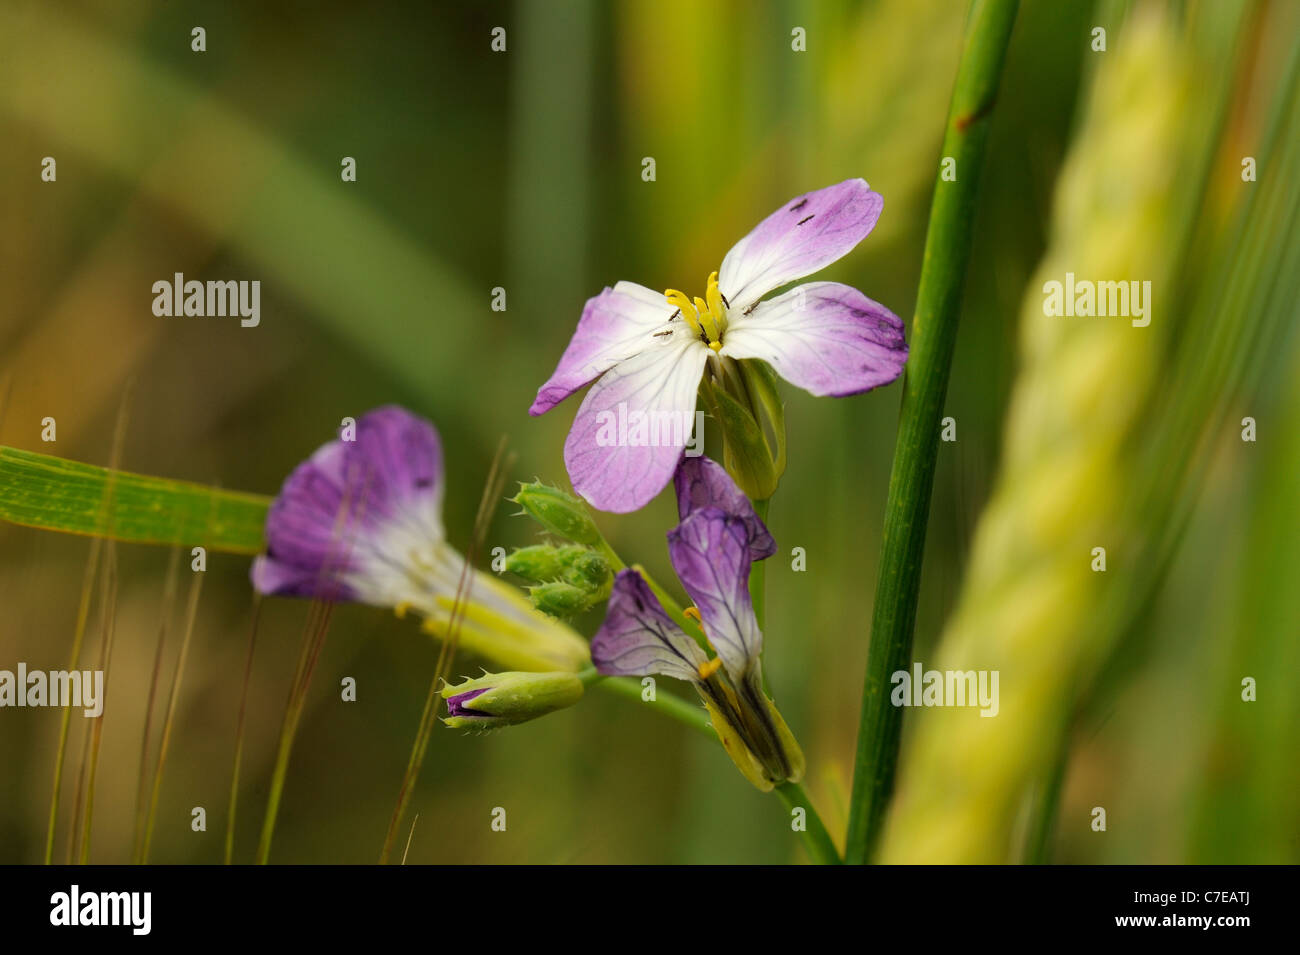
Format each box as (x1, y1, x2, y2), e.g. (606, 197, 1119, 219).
(251, 405, 589, 673)
(590, 458, 803, 790)
(530, 179, 908, 513)
(673, 456, 775, 562)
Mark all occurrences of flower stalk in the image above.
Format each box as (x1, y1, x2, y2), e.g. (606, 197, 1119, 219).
(844, 0, 1019, 864)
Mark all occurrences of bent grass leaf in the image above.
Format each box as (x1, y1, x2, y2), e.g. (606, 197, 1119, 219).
(0, 447, 269, 554)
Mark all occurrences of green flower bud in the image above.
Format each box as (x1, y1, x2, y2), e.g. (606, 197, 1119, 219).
(560, 549, 611, 596)
(512, 482, 602, 545)
(504, 544, 575, 581)
(704, 359, 787, 502)
(528, 580, 593, 619)
(442, 671, 584, 730)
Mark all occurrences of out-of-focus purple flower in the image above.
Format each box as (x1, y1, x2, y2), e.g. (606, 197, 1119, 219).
(530, 179, 908, 513)
(251, 405, 589, 673)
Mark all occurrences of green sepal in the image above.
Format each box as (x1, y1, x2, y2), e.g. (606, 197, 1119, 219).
(738, 358, 788, 478)
(711, 385, 781, 501)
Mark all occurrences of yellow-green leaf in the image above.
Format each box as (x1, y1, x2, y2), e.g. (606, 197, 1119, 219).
(0, 446, 270, 554)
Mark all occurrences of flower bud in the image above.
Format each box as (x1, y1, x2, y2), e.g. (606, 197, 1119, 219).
(528, 580, 593, 619)
(708, 359, 787, 501)
(504, 544, 574, 581)
(512, 482, 603, 545)
(561, 549, 611, 596)
(505, 543, 610, 594)
(441, 671, 584, 730)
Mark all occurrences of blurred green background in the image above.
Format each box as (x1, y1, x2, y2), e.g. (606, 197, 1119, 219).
(0, 0, 1295, 863)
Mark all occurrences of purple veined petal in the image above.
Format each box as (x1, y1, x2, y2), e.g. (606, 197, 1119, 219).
(348, 404, 446, 518)
(252, 405, 445, 601)
(719, 281, 907, 397)
(667, 508, 762, 682)
(717, 179, 883, 310)
(563, 334, 710, 513)
(529, 282, 677, 416)
(673, 456, 776, 561)
(591, 569, 710, 683)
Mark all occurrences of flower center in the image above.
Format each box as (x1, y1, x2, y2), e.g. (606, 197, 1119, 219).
(665, 271, 729, 351)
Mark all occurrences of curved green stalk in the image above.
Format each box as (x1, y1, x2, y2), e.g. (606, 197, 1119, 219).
(586, 670, 712, 734)
(844, 0, 1019, 865)
(587, 670, 838, 863)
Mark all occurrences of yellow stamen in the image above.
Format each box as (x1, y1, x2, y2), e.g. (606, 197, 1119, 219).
(683, 606, 702, 623)
(706, 271, 727, 333)
(697, 656, 724, 679)
(394, 601, 412, 619)
(665, 289, 704, 339)
(692, 295, 720, 343)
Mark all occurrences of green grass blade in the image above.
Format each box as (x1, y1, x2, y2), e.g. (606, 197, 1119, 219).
(0, 447, 269, 554)
(844, 0, 1020, 865)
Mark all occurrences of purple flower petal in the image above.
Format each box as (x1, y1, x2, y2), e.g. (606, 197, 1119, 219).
(717, 179, 883, 310)
(445, 687, 490, 718)
(530, 282, 676, 416)
(250, 553, 358, 601)
(667, 509, 762, 681)
(673, 457, 776, 561)
(591, 569, 710, 683)
(563, 335, 709, 513)
(252, 405, 445, 601)
(720, 281, 907, 397)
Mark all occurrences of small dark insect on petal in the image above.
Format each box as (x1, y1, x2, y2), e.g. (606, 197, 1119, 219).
(789, 198, 809, 211)
(797, 214, 815, 226)
(669, 309, 682, 322)
(720, 292, 730, 309)
(653, 329, 674, 338)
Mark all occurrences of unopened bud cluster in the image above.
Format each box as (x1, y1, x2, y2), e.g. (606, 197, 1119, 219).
(508, 484, 613, 619)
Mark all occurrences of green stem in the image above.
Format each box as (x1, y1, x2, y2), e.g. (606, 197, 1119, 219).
(844, 0, 1019, 865)
(586, 670, 838, 863)
(585, 670, 713, 734)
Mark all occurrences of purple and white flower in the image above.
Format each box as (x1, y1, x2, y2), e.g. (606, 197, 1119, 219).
(251, 405, 589, 673)
(530, 179, 908, 513)
(590, 457, 804, 790)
